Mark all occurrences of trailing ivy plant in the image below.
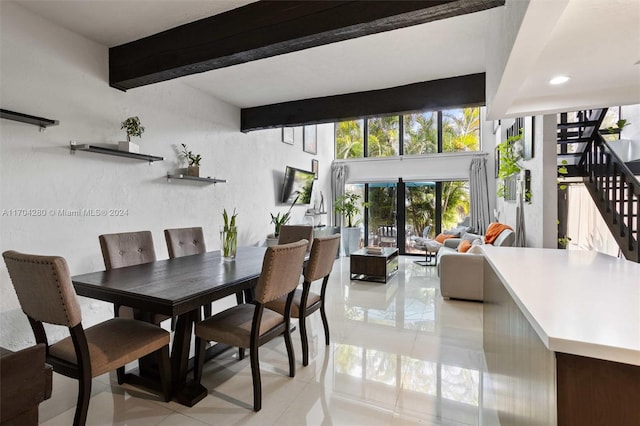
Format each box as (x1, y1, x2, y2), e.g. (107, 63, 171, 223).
(496, 129, 524, 200)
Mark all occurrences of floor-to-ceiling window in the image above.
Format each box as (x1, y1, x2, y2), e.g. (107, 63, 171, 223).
(335, 119, 365, 159)
(335, 107, 479, 255)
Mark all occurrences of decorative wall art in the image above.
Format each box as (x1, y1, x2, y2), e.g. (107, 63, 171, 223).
(303, 125, 317, 154)
(282, 127, 294, 145)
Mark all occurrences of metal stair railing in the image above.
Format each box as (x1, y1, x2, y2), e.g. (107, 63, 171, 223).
(558, 109, 608, 175)
(582, 133, 639, 262)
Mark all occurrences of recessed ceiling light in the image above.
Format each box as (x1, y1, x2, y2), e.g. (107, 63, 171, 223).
(549, 75, 570, 85)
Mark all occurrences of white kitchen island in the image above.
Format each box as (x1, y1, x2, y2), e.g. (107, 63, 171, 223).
(480, 246, 640, 426)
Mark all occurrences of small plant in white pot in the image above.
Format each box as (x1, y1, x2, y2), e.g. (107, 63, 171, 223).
(119, 116, 145, 153)
(334, 192, 369, 256)
(181, 143, 202, 177)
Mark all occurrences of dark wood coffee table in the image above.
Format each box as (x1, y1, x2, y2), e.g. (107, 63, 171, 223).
(350, 247, 399, 283)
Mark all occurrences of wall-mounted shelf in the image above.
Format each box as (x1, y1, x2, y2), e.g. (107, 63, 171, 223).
(1, 109, 59, 131)
(305, 211, 327, 217)
(167, 174, 226, 184)
(69, 142, 163, 163)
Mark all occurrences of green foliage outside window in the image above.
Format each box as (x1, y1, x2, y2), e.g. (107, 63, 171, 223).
(335, 120, 364, 159)
(334, 107, 477, 241)
(404, 112, 437, 155)
(367, 116, 399, 157)
(335, 108, 479, 159)
(442, 108, 480, 152)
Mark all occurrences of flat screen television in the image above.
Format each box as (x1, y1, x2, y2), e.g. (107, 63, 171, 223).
(281, 166, 314, 204)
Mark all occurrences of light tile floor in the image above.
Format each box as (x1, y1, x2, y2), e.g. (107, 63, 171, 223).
(39, 256, 499, 426)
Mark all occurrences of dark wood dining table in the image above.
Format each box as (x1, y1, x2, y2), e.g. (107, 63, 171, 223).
(71, 246, 267, 407)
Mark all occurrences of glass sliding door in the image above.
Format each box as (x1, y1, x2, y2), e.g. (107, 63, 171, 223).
(405, 182, 436, 254)
(367, 183, 397, 248)
(360, 179, 470, 255)
(441, 181, 470, 231)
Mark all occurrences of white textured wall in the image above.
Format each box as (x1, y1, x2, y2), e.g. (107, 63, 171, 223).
(0, 2, 334, 349)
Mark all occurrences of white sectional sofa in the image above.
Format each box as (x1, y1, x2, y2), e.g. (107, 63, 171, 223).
(437, 227, 515, 301)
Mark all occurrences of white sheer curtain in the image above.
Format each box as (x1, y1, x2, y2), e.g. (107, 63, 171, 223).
(331, 163, 347, 227)
(469, 157, 491, 234)
(566, 184, 619, 256)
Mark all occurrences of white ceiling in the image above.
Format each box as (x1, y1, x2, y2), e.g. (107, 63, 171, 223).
(13, 0, 640, 117)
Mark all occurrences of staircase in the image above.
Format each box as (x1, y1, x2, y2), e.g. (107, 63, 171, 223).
(557, 109, 640, 262)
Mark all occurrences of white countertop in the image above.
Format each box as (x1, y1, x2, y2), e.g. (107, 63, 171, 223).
(481, 246, 640, 366)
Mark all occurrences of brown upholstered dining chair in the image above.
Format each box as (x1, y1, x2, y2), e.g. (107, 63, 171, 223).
(164, 226, 206, 259)
(2, 250, 171, 426)
(278, 225, 313, 251)
(98, 231, 170, 324)
(265, 234, 341, 366)
(164, 227, 212, 319)
(193, 239, 308, 412)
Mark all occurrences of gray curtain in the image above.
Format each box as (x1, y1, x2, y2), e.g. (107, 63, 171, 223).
(331, 163, 347, 227)
(469, 157, 491, 234)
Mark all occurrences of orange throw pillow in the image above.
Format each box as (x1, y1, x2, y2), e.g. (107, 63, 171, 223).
(457, 240, 472, 253)
(484, 222, 513, 245)
(435, 233, 454, 244)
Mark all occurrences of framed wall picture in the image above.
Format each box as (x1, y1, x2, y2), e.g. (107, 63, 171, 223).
(303, 125, 317, 154)
(311, 159, 318, 180)
(282, 127, 294, 145)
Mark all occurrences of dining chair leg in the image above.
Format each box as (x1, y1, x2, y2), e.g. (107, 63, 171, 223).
(320, 302, 330, 346)
(202, 303, 212, 319)
(284, 327, 296, 376)
(116, 366, 125, 384)
(74, 367, 92, 426)
(249, 344, 262, 412)
(234, 292, 245, 361)
(156, 346, 172, 402)
(299, 317, 310, 366)
(193, 337, 206, 384)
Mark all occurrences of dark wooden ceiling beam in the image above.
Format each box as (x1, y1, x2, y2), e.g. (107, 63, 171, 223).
(240, 73, 486, 132)
(109, 0, 504, 90)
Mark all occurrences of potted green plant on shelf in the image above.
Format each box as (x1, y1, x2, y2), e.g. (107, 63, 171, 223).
(181, 143, 202, 177)
(221, 208, 238, 261)
(334, 192, 369, 256)
(119, 116, 145, 153)
(606, 119, 631, 135)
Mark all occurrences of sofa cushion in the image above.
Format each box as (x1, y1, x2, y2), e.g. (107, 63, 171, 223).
(435, 233, 455, 243)
(453, 226, 472, 235)
(462, 232, 483, 243)
(442, 229, 461, 237)
(457, 240, 472, 253)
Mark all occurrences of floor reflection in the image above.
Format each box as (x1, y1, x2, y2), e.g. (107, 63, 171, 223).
(40, 256, 497, 426)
